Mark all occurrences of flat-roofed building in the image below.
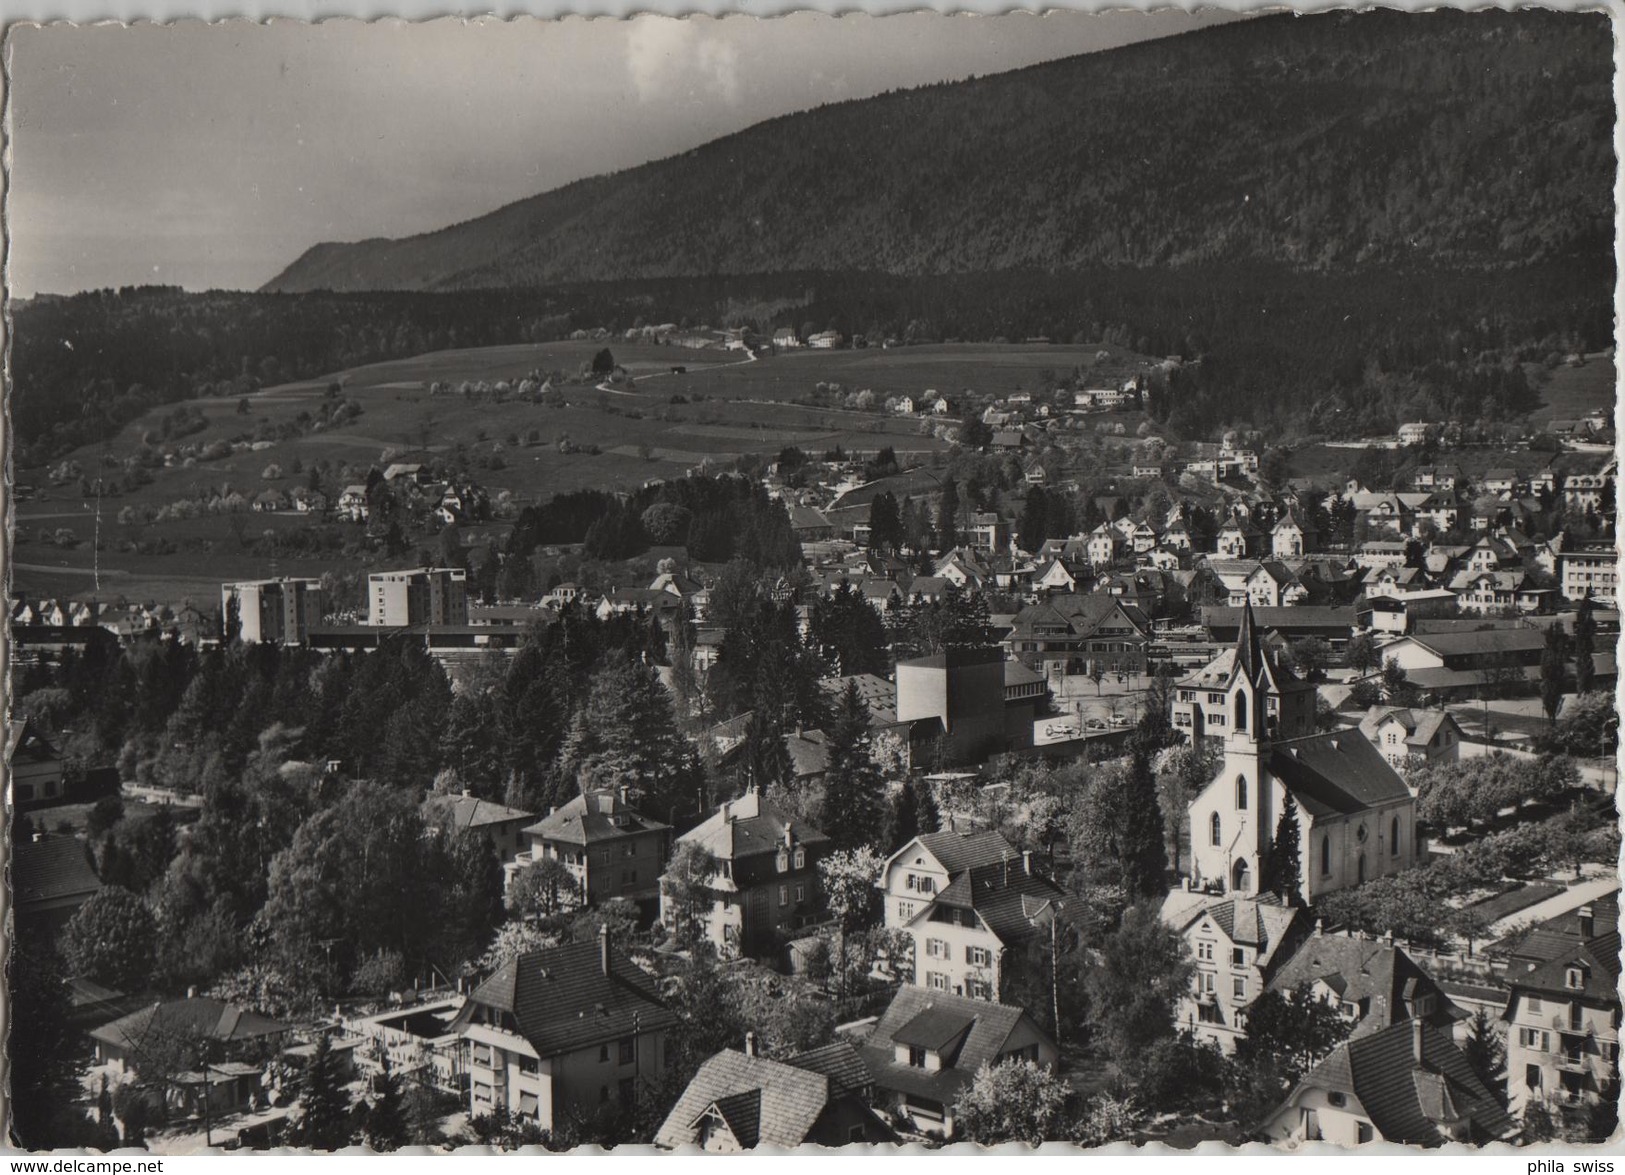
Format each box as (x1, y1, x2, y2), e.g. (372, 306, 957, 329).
(222, 577, 323, 645)
(368, 567, 468, 627)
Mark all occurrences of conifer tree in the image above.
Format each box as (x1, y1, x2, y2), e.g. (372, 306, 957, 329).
(936, 477, 960, 550)
(1120, 747, 1170, 900)
(1574, 590, 1597, 695)
(1262, 792, 1304, 906)
(820, 681, 886, 849)
(741, 709, 792, 794)
(889, 779, 921, 850)
(297, 1033, 353, 1151)
(364, 1059, 409, 1152)
(916, 779, 943, 835)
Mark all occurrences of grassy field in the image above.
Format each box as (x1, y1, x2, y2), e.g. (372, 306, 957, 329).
(1526, 350, 1615, 427)
(13, 340, 1161, 607)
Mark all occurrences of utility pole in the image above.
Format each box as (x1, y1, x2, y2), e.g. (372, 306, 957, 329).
(199, 1041, 212, 1149)
(1050, 903, 1062, 1043)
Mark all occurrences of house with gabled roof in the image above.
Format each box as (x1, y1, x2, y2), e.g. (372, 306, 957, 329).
(1004, 593, 1151, 676)
(90, 996, 293, 1118)
(1171, 895, 1312, 1052)
(508, 789, 671, 909)
(421, 791, 535, 864)
(1500, 893, 1621, 1123)
(1247, 561, 1307, 608)
(904, 857, 1067, 1002)
(1265, 926, 1465, 1040)
(1271, 511, 1314, 559)
(453, 933, 677, 1131)
(1188, 604, 1419, 902)
(1260, 1019, 1518, 1146)
(8, 718, 66, 808)
(658, 791, 832, 959)
(1217, 514, 1265, 560)
(1085, 523, 1123, 569)
(14, 832, 102, 931)
(1030, 557, 1078, 595)
(856, 987, 1058, 1139)
(337, 484, 370, 522)
(654, 1036, 896, 1150)
(878, 829, 1022, 928)
(1357, 707, 1464, 771)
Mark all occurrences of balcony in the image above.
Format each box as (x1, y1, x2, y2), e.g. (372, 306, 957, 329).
(1553, 1013, 1591, 1036)
(1555, 1053, 1593, 1075)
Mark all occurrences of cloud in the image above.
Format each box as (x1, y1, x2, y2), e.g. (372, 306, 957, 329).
(625, 17, 740, 106)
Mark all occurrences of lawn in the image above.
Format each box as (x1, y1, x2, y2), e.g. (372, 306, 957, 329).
(1462, 882, 1564, 924)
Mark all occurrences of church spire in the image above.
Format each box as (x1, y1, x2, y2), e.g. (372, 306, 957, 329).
(1235, 598, 1263, 683)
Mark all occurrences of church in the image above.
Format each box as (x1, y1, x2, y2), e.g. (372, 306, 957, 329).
(1187, 604, 1419, 902)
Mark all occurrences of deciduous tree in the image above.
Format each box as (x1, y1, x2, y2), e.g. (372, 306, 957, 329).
(953, 1059, 1072, 1146)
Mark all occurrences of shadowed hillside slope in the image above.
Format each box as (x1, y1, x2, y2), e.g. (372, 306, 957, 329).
(263, 10, 1612, 293)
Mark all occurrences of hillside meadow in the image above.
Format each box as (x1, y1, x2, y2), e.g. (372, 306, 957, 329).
(14, 341, 1151, 605)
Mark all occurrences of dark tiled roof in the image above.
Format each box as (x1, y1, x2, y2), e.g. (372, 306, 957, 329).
(1503, 894, 1621, 1002)
(459, 941, 676, 1057)
(912, 829, 1019, 875)
(787, 1040, 872, 1095)
(653, 1049, 833, 1149)
(676, 791, 831, 863)
(14, 835, 101, 906)
(930, 863, 1065, 946)
(421, 792, 534, 830)
(1404, 629, 1548, 658)
(90, 998, 291, 1052)
(891, 1007, 977, 1055)
(524, 790, 668, 847)
(1268, 934, 1460, 1036)
(1203, 605, 1357, 631)
(867, 987, 1036, 1075)
(1268, 731, 1412, 817)
(1294, 1020, 1516, 1145)
(711, 1089, 763, 1147)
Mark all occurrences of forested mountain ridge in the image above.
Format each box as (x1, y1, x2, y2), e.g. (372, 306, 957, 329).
(263, 10, 1612, 293)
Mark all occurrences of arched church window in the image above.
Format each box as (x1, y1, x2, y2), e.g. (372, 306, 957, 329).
(1320, 834, 1331, 876)
(1234, 689, 1248, 732)
(1210, 812, 1222, 847)
(1235, 776, 1247, 810)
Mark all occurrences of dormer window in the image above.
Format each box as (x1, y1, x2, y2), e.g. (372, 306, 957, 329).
(776, 851, 789, 874)
(1566, 966, 1587, 991)
(793, 848, 806, 870)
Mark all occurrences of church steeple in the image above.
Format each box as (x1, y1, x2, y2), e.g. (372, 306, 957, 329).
(1235, 598, 1263, 683)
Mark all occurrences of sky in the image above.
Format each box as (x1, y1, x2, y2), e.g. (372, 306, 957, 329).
(5, 11, 1244, 296)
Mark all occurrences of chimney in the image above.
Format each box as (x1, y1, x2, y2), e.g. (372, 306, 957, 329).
(1313, 919, 1324, 937)
(1022, 850, 1033, 876)
(598, 923, 611, 977)
(784, 826, 794, 850)
(1578, 905, 1595, 939)
(187, 986, 198, 999)
(1412, 1017, 1425, 1066)
(744, 1032, 758, 1059)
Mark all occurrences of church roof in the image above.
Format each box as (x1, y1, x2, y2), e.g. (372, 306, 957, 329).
(1268, 731, 1413, 817)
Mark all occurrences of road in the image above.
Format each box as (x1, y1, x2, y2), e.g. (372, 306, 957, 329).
(595, 348, 760, 396)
